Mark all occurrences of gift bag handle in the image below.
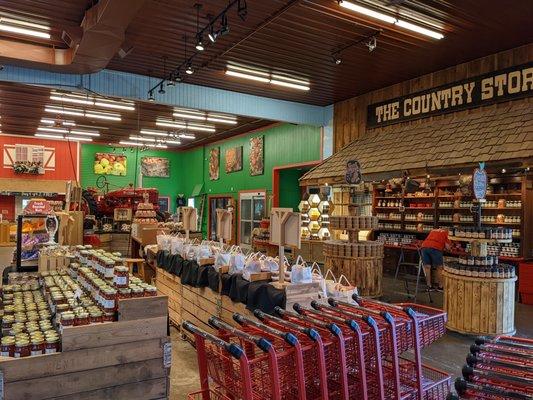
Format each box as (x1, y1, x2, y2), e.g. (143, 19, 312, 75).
(337, 274, 352, 287)
(324, 268, 337, 282)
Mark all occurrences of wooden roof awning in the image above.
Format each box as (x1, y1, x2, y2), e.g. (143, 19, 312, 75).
(300, 101, 533, 186)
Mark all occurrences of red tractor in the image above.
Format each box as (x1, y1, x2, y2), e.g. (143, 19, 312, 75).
(81, 177, 165, 221)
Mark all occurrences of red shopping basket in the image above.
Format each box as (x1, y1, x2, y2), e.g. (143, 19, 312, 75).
(273, 306, 350, 400)
(252, 310, 330, 400)
(182, 321, 254, 400)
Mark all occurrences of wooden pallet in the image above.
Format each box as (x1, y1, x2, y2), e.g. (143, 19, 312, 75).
(0, 295, 170, 400)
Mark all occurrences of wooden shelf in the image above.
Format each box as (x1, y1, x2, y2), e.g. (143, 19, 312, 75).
(482, 222, 521, 226)
(449, 236, 512, 244)
(404, 207, 435, 210)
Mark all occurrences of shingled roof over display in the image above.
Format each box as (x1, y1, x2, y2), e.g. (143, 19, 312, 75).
(301, 101, 533, 185)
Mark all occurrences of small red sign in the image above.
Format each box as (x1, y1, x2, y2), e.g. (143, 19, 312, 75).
(23, 199, 53, 215)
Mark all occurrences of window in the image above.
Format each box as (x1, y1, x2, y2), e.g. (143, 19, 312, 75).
(15, 145, 44, 165)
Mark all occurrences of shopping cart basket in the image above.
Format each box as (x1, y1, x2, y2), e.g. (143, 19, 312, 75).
(232, 313, 307, 400)
(182, 320, 253, 400)
(353, 294, 447, 347)
(251, 309, 330, 400)
(451, 377, 532, 400)
(273, 306, 350, 400)
(461, 364, 533, 396)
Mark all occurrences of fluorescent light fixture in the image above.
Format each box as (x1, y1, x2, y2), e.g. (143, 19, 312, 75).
(270, 79, 310, 91)
(35, 133, 92, 142)
(178, 133, 196, 140)
(85, 112, 121, 121)
(50, 94, 94, 106)
(338, 1, 444, 39)
(94, 100, 135, 111)
(140, 129, 169, 137)
(70, 130, 100, 137)
(226, 64, 270, 77)
(185, 124, 216, 133)
(395, 19, 444, 39)
(225, 70, 270, 83)
(45, 106, 84, 117)
(165, 140, 182, 145)
(156, 121, 187, 129)
(338, 1, 396, 23)
(119, 140, 167, 149)
(156, 119, 216, 132)
(173, 112, 206, 121)
(129, 136, 156, 142)
(37, 126, 69, 134)
(40, 118, 76, 126)
(206, 117, 238, 124)
(0, 17, 49, 31)
(0, 22, 50, 39)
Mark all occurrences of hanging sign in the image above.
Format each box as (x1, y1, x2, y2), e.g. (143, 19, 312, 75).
(473, 162, 488, 200)
(345, 159, 362, 184)
(367, 62, 533, 128)
(23, 199, 53, 215)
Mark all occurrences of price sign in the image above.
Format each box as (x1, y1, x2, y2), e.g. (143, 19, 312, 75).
(473, 162, 488, 200)
(23, 199, 53, 215)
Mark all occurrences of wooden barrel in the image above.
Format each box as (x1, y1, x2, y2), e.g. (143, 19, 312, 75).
(324, 255, 383, 297)
(443, 271, 516, 336)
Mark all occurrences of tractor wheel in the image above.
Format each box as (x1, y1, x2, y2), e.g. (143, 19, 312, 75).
(82, 189, 99, 217)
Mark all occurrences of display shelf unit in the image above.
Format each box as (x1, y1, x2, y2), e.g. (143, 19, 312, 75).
(372, 173, 531, 260)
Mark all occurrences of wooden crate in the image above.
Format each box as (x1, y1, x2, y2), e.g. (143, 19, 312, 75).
(0, 295, 170, 400)
(38, 255, 70, 273)
(324, 255, 383, 297)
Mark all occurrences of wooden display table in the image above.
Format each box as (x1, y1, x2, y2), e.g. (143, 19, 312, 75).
(443, 270, 516, 336)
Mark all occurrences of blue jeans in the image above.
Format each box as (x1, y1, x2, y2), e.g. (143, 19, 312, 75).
(421, 247, 444, 267)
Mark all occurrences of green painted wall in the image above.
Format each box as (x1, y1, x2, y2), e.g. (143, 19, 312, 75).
(279, 169, 304, 211)
(80, 143, 182, 211)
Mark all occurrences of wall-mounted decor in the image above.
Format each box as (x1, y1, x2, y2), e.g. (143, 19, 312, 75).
(141, 157, 170, 177)
(225, 146, 242, 173)
(249, 136, 264, 176)
(158, 196, 170, 213)
(94, 153, 127, 176)
(209, 147, 220, 180)
(3, 144, 52, 174)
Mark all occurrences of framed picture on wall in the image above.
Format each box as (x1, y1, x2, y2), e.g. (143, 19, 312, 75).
(141, 157, 170, 177)
(249, 136, 264, 176)
(94, 153, 127, 176)
(225, 146, 242, 173)
(209, 147, 220, 180)
(158, 196, 170, 213)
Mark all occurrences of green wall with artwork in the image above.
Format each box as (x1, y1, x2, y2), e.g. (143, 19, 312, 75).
(80, 143, 182, 211)
(279, 168, 305, 211)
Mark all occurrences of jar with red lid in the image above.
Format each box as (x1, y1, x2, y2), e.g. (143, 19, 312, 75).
(14, 339, 30, 358)
(101, 288, 117, 312)
(30, 338, 45, 356)
(113, 266, 129, 288)
(1, 336, 15, 357)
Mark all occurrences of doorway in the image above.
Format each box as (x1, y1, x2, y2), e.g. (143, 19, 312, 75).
(207, 195, 233, 241)
(238, 190, 266, 248)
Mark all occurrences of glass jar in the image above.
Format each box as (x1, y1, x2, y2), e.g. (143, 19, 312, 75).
(102, 312, 114, 322)
(60, 312, 75, 329)
(144, 285, 157, 297)
(130, 286, 144, 298)
(113, 266, 129, 288)
(101, 288, 117, 313)
(45, 335, 60, 354)
(117, 288, 132, 299)
(14, 339, 30, 358)
(89, 310, 103, 324)
(104, 260, 116, 279)
(1, 336, 15, 357)
(75, 311, 90, 326)
(30, 338, 45, 356)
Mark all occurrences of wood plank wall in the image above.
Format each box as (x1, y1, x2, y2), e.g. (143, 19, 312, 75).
(333, 43, 533, 152)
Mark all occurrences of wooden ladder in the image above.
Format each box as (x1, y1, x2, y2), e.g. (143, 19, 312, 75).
(197, 193, 207, 233)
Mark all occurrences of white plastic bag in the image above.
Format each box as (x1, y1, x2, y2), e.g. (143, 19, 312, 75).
(263, 256, 279, 273)
(229, 247, 246, 274)
(157, 234, 172, 251)
(214, 250, 231, 272)
(311, 263, 327, 298)
(170, 236, 185, 255)
(242, 253, 263, 281)
(329, 274, 358, 301)
(290, 255, 313, 284)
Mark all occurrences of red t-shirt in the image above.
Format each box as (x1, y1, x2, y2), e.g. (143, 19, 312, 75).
(422, 230, 450, 251)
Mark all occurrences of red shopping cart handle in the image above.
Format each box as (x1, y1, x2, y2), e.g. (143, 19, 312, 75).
(181, 320, 245, 359)
(476, 336, 533, 350)
(463, 364, 533, 385)
(208, 316, 273, 353)
(455, 377, 532, 400)
(471, 344, 533, 360)
(253, 309, 321, 341)
(277, 305, 343, 337)
(467, 353, 533, 372)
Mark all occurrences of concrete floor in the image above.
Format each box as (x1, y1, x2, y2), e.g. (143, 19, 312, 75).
(168, 275, 533, 399)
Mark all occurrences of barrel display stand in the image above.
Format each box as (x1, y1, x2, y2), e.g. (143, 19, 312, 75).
(324, 210, 383, 297)
(443, 270, 516, 336)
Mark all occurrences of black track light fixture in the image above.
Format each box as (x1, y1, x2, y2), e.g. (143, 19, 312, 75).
(148, 90, 155, 102)
(237, 0, 247, 21)
(332, 53, 342, 65)
(167, 74, 175, 87)
(208, 23, 218, 43)
(366, 36, 377, 52)
(194, 4, 204, 51)
(186, 63, 194, 75)
(219, 13, 230, 36)
(195, 35, 205, 51)
(158, 83, 165, 94)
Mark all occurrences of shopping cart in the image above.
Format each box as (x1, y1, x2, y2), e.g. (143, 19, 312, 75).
(314, 299, 451, 400)
(273, 306, 350, 400)
(451, 377, 533, 400)
(182, 320, 254, 400)
(352, 294, 448, 347)
(250, 310, 330, 400)
(232, 313, 308, 400)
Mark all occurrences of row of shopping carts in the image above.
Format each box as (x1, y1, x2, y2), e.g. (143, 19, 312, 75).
(447, 335, 533, 400)
(184, 294, 451, 400)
